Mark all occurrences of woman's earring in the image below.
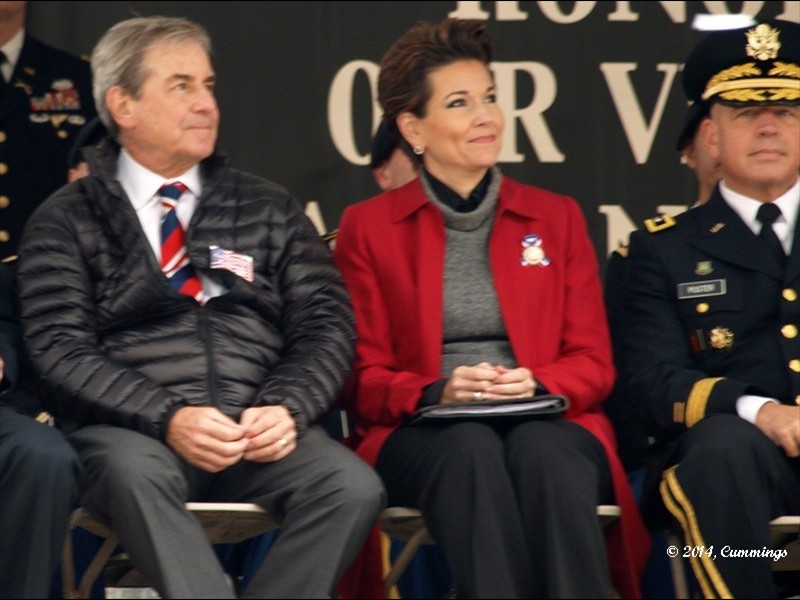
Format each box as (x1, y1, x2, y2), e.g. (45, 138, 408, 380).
(413, 145, 424, 155)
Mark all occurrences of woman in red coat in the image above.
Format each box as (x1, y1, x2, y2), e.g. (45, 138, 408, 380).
(334, 18, 649, 598)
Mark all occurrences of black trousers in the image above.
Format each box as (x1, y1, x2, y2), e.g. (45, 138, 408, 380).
(376, 418, 613, 599)
(657, 415, 800, 599)
(0, 406, 80, 599)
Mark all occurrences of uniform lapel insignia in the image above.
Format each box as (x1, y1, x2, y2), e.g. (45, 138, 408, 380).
(14, 80, 32, 95)
(709, 222, 726, 233)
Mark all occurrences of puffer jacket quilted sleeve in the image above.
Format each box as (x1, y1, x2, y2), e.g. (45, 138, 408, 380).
(16, 144, 354, 439)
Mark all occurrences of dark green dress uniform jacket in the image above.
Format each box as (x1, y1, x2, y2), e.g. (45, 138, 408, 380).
(0, 34, 96, 259)
(623, 187, 798, 443)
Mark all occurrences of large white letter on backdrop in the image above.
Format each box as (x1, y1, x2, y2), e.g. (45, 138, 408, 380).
(328, 60, 381, 166)
(492, 61, 565, 163)
(601, 62, 680, 164)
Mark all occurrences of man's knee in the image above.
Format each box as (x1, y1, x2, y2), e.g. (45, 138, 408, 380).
(679, 415, 771, 460)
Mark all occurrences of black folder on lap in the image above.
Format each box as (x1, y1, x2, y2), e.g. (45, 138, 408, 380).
(406, 394, 568, 425)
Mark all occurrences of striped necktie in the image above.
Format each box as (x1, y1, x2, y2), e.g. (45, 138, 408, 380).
(159, 182, 204, 302)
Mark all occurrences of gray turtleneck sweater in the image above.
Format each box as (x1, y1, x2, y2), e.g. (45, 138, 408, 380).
(420, 168, 518, 378)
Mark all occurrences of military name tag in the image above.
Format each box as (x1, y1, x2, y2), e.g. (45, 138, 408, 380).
(677, 279, 726, 299)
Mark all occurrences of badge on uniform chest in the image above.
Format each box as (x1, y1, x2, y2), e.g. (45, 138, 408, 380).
(690, 326, 735, 352)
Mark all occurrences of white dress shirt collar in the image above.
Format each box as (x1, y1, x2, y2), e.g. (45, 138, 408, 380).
(117, 149, 202, 211)
(1, 28, 24, 82)
(720, 177, 800, 254)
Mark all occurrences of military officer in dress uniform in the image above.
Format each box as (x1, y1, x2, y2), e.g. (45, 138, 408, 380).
(0, 1, 96, 258)
(623, 19, 800, 598)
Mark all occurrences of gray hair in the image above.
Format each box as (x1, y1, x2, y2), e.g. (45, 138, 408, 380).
(91, 16, 212, 137)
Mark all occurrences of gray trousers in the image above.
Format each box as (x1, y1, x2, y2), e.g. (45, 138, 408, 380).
(69, 424, 385, 599)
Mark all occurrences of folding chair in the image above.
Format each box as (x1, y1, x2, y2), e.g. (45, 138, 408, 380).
(771, 515, 800, 572)
(61, 502, 279, 599)
(379, 504, 621, 599)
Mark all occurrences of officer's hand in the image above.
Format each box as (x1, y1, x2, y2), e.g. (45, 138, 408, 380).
(755, 403, 800, 458)
(166, 406, 249, 472)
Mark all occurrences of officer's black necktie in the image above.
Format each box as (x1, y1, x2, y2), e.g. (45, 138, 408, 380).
(756, 203, 786, 270)
(0, 51, 7, 96)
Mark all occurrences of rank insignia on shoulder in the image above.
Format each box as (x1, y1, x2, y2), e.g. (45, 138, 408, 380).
(644, 213, 676, 233)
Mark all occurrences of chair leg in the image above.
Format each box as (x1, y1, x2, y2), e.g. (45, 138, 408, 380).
(666, 531, 691, 600)
(62, 534, 119, 599)
(61, 531, 77, 599)
(383, 527, 431, 598)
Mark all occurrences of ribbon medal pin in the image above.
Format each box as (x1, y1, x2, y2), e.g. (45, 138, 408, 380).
(520, 234, 550, 267)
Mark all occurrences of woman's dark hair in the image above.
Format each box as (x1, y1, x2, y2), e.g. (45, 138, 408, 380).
(378, 18, 494, 125)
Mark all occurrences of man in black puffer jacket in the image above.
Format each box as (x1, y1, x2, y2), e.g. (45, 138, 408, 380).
(16, 16, 384, 599)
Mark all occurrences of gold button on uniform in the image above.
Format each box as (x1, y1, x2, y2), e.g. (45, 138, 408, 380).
(0, 131, 6, 143)
(783, 289, 798, 302)
(0, 196, 8, 209)
(696, 303, 709, 313)
(0, 230, 9, 243)
(783, 324, 798, 339)
(0, 163, 7, 175)
(796, 395, 800, 406)
(57, 130, 68, 139)
(790, 360, 800, 373)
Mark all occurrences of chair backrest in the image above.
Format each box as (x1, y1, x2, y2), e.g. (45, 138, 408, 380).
(770, 515, 800, 574)
(62, 502, 278, 599)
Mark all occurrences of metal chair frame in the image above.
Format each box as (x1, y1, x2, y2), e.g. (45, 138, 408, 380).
(61, 502, 278, 599)
(379, 504, 622, 598)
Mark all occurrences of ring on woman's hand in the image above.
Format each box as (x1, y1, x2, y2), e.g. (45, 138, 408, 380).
(473, 391, 483, 401)
(278, 438, 288, 447)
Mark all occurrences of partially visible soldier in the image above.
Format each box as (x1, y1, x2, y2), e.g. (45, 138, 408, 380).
(66, 116, 106, 183)
(0, 256, 81, 599)
(0, 0, 96, 258)
(675, 100, 723, 208)
(369, 119, 418, 192)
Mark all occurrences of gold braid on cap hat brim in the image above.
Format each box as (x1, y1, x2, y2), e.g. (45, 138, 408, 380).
(702, 61, 800, 101)
(717, 87, 799, 103)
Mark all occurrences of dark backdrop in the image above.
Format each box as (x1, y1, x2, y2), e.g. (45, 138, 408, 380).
(28, 1, 798, 270)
